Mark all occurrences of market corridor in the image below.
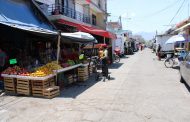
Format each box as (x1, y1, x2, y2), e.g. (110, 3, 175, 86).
(1, 49, 190, 122)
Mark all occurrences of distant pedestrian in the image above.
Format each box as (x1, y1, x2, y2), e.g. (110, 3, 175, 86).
(140, 44, 143, 51)
(157, 44, 161, 61)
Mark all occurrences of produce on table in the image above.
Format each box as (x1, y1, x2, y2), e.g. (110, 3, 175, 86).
(30, 66, 52, 77)
(67, 60, 75, 66)
(2, 61, 63, 77)
(2, 66, 30, 76)
(30, 61, 62, 77)
(61, 63, 70, 68)
(46, 61, 62, 71)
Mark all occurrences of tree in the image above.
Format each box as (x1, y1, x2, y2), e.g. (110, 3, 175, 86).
(132, 35, 146, 44)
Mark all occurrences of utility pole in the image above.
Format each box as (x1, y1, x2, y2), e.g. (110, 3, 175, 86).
(119, 16, 122, 30)
(188, 2, 189, 18)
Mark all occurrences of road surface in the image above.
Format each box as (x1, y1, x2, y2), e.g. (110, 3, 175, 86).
(0, 49, 190, 122)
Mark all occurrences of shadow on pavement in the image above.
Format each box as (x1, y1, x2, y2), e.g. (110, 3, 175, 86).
(172, 66, 180, 70)
(59, 75, 100, 98)
(182, 81, 190, 93)
(122, 56, 129, 59)
(109, 63, 124, 69)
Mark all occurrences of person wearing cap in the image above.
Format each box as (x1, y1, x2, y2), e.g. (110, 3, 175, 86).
(101, 45, 109, 79)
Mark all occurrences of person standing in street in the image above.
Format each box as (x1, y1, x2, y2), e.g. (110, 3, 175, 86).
(101, 45, 109, 79)
(157, 44, 162, 61)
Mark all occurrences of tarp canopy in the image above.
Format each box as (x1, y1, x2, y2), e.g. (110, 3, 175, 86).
(58, 19, 116, 39)
(0, 0, 58, 37)
(0, 0, 97, 43)
(61, 32, 97, 43)
(165, 35, 186, 44)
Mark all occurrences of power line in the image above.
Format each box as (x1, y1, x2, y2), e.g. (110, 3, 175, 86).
(139, 0, 181, 18)
(169, 0, 187, 24)
(108, 0, 181, 21)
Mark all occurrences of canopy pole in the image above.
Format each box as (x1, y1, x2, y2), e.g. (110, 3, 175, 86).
(104, 37, 106, 44)
(56, 31, 61, 64)
(56, 31, 61, 85)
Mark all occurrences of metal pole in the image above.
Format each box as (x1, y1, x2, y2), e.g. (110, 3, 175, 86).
(104, 37, 106, 44)
(56, 31, 61, 85)
(56, 31, 61, 64)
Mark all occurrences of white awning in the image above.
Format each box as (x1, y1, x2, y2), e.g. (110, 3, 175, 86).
(165, 35, 185, 44)
(61, 32, 97, 43)
(175, 23, 190, 32)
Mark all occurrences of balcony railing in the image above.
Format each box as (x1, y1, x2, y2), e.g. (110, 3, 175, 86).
(48, 4, 91, 24)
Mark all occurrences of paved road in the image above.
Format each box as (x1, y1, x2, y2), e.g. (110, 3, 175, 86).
(0, 49, 190, 122)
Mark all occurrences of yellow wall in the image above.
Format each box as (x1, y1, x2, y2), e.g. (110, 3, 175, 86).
(90, 9, 106, 29)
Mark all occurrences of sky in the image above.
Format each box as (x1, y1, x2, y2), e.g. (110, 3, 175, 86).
(107, 0, 190, 34)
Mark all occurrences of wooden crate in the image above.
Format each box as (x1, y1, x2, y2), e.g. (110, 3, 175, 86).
(49, 77, 55, 86)
(78, 75, 89, 81)
(89, 65, 93, 75)
(4, 77, 16, 94)
(17, 79, 30, 95)
(43, 86, 60, 99)
(31, 80, 50, 97)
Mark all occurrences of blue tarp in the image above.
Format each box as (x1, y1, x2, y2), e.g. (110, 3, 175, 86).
(0, 0, 57, 35)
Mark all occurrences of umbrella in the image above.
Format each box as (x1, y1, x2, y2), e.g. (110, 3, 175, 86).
(165, 35, 185, 44)
(61, 32, 97, 43)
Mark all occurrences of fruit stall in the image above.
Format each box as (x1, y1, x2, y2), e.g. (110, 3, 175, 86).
(0, 32, 96, 99)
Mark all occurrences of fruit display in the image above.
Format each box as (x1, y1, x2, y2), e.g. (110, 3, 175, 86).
(46, 61, 62, 71)
(2, 66, 29, 76)
(30, 66, 52, 77)
(67, 60, 75, 66)
(30, 61, 62, 77)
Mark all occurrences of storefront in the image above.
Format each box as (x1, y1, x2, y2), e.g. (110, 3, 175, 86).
(0, 0, 96, 98)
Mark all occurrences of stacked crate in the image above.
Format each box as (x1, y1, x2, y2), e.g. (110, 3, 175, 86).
(88, 65, 93, 76)
(78, 66, 89, 81)
(67, 75, 74, 84)
(17, 79, 31, 95)
(43, 86, 60, 99)
(31, 79, 50, 97)
(4, 77, 16, 94)
(31, 77, 59, 99)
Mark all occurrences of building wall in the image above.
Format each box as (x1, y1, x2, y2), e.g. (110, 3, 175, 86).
(75, 3, 83, 21)
(90, 0, 107, 29)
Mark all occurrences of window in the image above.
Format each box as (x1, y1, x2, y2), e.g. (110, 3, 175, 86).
(92, 14, 96, 25)
(98, 0, 101, 8)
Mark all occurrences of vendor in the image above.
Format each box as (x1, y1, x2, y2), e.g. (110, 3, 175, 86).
(0, 48, 7, 72)
(98, 47, 104, 59)
(101, 45, 109, 78)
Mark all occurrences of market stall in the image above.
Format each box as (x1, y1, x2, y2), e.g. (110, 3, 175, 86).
(0, 0, 96, 98)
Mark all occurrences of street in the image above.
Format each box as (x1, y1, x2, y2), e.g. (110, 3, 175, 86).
(1, 49, 190, 122)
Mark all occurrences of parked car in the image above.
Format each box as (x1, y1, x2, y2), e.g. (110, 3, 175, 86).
(180, 51, 190, 87)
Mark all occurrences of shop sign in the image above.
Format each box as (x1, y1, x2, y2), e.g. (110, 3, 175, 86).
(9, 59, 17, 65)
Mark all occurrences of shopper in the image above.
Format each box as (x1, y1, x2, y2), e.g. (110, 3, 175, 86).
(98, 47, 104, 59)
(101, 45, 109, 79)
(0, 48, 7, 72)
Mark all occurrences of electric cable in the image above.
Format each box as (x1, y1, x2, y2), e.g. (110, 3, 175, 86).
(168, 0, 187, 24)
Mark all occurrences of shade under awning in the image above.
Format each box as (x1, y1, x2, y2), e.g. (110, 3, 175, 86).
(0, 0, 57, 37)
(61, 32, 97, 43)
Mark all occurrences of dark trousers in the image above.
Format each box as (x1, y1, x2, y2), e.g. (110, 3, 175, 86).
(102, 58, 108, 77)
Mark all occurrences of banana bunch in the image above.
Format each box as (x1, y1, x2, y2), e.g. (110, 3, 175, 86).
(30, 70, 47, 77)
(46, 61, 62, 71)
(29, 61, 62, 77)
(30, 66, 52, 77)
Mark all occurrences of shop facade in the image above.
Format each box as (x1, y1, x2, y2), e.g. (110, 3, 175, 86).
(0, 0, 96, 98)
